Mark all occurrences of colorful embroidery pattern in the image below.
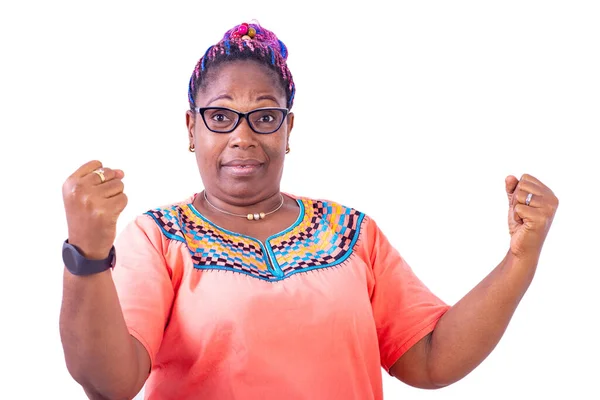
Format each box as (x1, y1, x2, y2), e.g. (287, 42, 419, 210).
(268, 200, 363, 275)
(145, 197, 365, 281)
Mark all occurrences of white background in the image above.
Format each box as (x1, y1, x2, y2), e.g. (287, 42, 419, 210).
(1, 0, 599, 398)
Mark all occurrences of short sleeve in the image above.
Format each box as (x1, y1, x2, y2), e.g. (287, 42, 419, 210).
(112, 214, 175, 367)
(364, 217, 450, 372)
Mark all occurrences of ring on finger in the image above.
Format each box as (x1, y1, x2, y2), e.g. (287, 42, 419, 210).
(93, 168, 106, 184)
(525, 192, 533, 206)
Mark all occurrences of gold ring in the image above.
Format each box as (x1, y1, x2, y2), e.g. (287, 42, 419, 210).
(93, 168, 106, 183)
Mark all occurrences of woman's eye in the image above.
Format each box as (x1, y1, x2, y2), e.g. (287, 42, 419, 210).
(212, 113, 229, 122)
(258, 115, 275, 123)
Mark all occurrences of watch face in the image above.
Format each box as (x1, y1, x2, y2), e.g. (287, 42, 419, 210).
(62, 244, 82, 274)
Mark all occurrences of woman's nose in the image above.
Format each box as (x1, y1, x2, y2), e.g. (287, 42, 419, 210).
(228, 117, 257, 149)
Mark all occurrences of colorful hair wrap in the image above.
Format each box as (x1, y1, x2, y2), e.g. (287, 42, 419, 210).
(188, 22, 296, 110)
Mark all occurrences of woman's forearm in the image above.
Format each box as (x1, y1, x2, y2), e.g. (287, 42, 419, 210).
(60, 268, 147, 399)
(427, 251, 539, 387)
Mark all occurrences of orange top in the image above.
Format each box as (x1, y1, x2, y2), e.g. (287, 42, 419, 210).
(112, 194, 450, 399)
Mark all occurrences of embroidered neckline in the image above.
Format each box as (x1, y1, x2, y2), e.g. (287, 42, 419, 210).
(186, 196, 306, 247)
(144, 195, 365, 281)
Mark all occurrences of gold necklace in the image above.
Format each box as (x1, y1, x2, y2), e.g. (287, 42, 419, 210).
(203, 191, 285, 221)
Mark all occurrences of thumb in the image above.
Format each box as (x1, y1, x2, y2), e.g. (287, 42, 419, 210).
(505, 175, 519, 196)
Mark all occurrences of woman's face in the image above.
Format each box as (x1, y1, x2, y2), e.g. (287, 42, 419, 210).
(186, 60, 294, 205)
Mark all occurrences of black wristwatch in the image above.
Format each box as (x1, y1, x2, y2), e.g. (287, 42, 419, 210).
(62, 240, 116, 276)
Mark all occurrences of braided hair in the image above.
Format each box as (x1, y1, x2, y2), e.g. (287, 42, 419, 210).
(188, 22, 296, 110)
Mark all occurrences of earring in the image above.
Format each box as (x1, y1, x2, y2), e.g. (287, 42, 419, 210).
(285, 147, 290, 154)
(189, 144, 195, 152)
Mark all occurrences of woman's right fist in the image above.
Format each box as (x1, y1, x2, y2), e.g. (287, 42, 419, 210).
(62, 160, 128, 260)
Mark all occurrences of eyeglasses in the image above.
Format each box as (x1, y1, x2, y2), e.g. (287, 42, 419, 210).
(193, 106, 289, 134)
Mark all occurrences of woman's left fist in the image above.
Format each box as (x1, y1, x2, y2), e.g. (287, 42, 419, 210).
(505, 174, 559, 260)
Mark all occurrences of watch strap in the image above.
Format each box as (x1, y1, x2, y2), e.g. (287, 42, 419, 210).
(62, 240, 116, 276)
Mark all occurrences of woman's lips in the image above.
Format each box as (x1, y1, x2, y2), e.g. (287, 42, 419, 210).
(221, 160, 263, 176)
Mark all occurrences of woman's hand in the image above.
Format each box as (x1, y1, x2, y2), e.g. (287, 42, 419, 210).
(505, 174, 559, 261)
(62, 160, 127, 260)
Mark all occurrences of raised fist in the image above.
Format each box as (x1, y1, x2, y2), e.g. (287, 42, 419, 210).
(62, 160, 127, 260)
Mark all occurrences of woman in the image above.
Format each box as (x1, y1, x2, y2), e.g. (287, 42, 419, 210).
(59, 22, 559, 400)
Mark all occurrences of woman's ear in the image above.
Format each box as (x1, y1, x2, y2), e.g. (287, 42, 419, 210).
(286, 112, 294, 142)
(186, 110, 196, 149)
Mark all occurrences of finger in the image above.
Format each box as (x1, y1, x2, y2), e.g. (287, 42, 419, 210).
(516, 179, 546, 195)
(101, 168, 124, 183)
(511, 180, 541, 209)
(505, 175, 519, 195)
(70, 160, 103, 179)
(82, 167, 122, 186)
(514, 203, 546, 228)
(111, 169, 125, 179)
(519, 173, 547, 189)
(97, 179, 125, 198)
(514, 180, 551, 208)
(515, 189, 544, 208)
(106, 192, 128, 214)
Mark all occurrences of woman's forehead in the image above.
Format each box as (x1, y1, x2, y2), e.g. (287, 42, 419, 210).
(205, 60, 279, 84)
(199, 62, 286, 104)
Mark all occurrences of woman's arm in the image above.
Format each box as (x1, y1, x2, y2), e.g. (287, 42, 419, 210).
(60, 161, 151, 399)
(391, 251, 537, 388)
(60, 268, 151, 400)
(390, 174, 559, 388)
